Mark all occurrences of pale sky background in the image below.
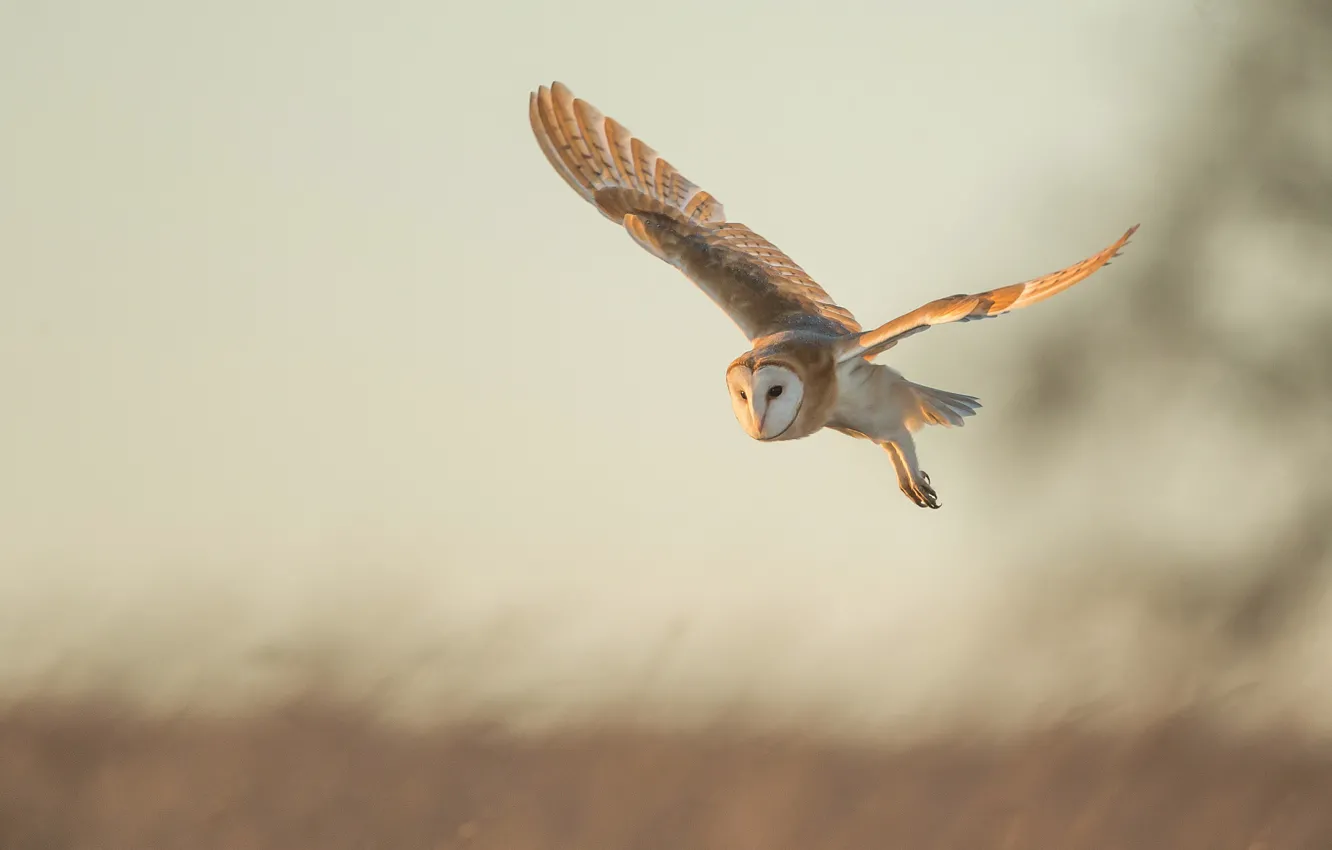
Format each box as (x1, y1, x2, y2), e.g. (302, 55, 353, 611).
(7, 0, 1316, 738)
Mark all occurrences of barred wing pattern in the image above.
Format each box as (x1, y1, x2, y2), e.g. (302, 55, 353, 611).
(839, 225, 1140, 363)
(529, 82, 861, 341)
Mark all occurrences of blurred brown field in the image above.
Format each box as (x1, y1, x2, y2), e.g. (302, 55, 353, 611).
(4, 700, 1332, 850)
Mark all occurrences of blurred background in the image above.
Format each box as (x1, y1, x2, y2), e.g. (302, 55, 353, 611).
(2, 0, 1331, 846)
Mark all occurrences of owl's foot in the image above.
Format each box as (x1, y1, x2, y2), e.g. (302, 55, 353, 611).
(901, 470, 941, 509)
(880, 439, 943, 510)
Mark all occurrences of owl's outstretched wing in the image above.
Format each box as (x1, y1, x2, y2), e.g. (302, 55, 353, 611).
(530, 82, 861, 341)
(837, 225, 1140, 363)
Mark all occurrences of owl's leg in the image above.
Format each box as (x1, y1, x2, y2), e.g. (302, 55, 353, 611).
(879, 434, 940, 509)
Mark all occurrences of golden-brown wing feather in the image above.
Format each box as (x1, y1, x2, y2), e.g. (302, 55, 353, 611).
(839, 225, 1140, 363)
(529, 82, 861, 340)
(529, 82, 723, 224)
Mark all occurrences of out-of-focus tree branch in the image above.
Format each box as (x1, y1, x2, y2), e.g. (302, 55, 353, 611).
(1001, 0, 1332, 652)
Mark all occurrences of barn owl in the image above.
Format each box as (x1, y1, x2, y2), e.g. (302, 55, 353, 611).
(529, 81, 1138, 509)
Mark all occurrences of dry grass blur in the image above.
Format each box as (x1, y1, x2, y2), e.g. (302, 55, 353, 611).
(4, 699, 1332, 850)
(4, 0, 1332, 847)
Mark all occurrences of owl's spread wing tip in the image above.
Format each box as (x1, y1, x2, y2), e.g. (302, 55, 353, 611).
(1109, 223, 1141, 261)
(841, 223, 1141, 362)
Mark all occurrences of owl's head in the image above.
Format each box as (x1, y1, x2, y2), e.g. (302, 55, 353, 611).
(725, 359, 805, 441)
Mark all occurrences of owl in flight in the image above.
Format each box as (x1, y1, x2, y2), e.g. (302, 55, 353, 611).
(529, 81, 1137, 509)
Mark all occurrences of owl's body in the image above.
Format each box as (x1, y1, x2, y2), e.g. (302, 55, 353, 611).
(529, 81, 1137, 508)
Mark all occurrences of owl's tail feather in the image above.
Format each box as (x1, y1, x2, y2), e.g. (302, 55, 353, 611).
(904, 382, 982, 431)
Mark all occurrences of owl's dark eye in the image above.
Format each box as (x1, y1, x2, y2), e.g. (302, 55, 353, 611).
(738, 390, 747, 400)
(768, 385, 784, 399)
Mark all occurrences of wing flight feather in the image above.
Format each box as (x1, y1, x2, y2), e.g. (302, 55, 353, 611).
(530, 82, 861, 340)
(839, 225, 1140, 363)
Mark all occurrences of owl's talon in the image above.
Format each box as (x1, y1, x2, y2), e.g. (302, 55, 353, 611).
(900, 476, 941, 509)
(915, 475, 941, 509)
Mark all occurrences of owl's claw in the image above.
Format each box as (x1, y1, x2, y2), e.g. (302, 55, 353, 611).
(882, 441, 942, 509)
(902, 471, 941, 509)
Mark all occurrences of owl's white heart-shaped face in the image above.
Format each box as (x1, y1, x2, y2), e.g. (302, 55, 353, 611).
(725, 362, 804, 441)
